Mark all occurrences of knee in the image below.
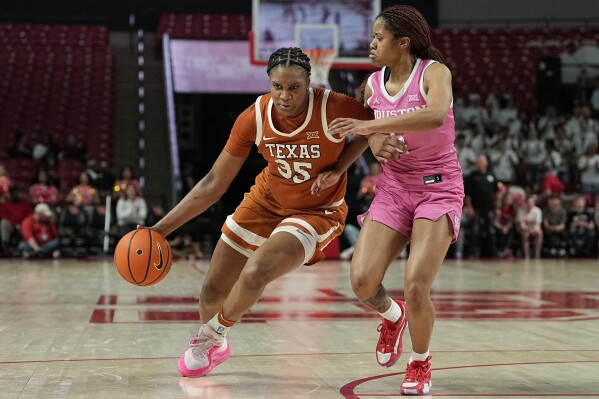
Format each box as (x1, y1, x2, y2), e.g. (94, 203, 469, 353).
(239, 261, 271, 292)
(351, 267, 379, 302)
(200, 281, 228, 307)
(404, 279, 430, 309)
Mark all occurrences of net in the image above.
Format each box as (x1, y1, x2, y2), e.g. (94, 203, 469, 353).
(304, 48, 337, 88)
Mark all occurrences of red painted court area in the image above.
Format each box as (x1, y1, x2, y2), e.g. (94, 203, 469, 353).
(89, 289, 599, 323)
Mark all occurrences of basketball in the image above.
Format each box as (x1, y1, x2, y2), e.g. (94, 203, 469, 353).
(114, 228, 173, 286)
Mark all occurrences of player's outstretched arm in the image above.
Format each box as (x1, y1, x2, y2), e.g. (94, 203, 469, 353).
(151, 149, 247, 237)
(329, 63, 453, 138)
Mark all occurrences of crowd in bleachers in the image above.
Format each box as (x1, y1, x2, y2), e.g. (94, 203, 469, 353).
(0, 141, 160, 258)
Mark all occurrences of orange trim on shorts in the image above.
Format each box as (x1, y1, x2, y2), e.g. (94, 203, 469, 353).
(221, 223, 260, 252)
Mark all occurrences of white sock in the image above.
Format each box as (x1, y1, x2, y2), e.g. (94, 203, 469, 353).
(207, 314, 231, 337)
(378, 298, 402, 323)
(409, 350, 430, 363)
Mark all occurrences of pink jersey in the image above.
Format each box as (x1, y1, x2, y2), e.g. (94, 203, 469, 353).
(366, 59, 463, 192)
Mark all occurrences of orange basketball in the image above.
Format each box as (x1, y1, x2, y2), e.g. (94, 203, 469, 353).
(114, 228, 173, 286)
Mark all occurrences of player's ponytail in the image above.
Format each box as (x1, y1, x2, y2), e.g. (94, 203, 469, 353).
(376, 5, 444, 64)
(267, 47, 312, 77)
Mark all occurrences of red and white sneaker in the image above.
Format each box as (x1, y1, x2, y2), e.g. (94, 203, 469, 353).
(375, 299, 408, 367)
(400, 356, 432, 395)
(179, 325, 231, 378)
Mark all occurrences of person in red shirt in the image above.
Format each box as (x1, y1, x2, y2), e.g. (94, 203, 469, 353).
(0, 187, 33, 251)
(18, 203, 60, 259)
(542, 170, 564, 196)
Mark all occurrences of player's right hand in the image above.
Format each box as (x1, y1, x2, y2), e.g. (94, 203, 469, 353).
(310, 170, 341, 196)
(368, 133, 408, 163)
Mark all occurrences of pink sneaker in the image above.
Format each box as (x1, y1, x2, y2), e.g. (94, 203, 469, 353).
(376, 299, 408, 367)
(179, 325, 231, 377)
(400, 356, 432, 395)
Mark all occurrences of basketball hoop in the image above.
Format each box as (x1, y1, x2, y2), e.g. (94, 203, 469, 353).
(304, 48, 337, 88)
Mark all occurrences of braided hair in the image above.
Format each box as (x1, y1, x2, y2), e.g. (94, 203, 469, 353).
(376, 5, 444, 63)
(266, 47, 312, 77)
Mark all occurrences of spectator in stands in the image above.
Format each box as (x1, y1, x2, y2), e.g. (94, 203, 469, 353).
(567, 195, 596, 257)
(66, 172, 101, 207)
(508, 110, 530, 139)
(29, 169, 59, 206)
(577, 142, 599, 197)
(490, 137, 519, 185)
(115, 184, 147, 238)
(517, 195, 543, 259)
(0, 164, 11, 200)
(577, 106, 599, 154)
(540, 169, 564, 202)
(536, 105, 560, 140)
(542, 139, 562, 178)
(8, 133, 32, 159)
(85, 159, 114, 195)
(0, 187, 32, 253)
(493, 95, 518, 130)
(466, 121, 485, 155)
(112, 165, 141, 200)
(463, 154, 498, 257)
(18, 203, 60, 259)
(32, 135, 60, 168)
(59, 134, 88, 164)
(461, 93, 489, 131)
(553, 124, 575, 182)
(65, 171, 101, 227)
(542, 194, 568, 257)
(494, 190, 516, 258)
(521, 126, 546, 190)
(455, 134, 476, 177)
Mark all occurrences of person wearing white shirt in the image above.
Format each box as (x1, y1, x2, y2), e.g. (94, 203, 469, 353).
(461, 93, 489, 131)
(517, 196, 543, 259)
(521, 127, 546, 187)
(490, 139, 519, 184)
(116, 184, 148, 229)
(577, 142, 599, 195)
(455, 134, 476, 177)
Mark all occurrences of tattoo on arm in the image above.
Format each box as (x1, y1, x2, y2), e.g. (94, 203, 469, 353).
(365, 285, 390, 313)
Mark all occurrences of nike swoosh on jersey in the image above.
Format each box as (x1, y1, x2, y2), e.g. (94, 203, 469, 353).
(262, 136, 277, 141)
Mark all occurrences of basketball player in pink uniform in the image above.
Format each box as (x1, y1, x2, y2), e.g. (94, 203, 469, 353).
(149, 47, 373, 378)
(323, 5, 463, 395)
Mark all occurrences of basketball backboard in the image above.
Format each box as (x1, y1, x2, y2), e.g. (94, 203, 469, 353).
(250, 0, 380, 70)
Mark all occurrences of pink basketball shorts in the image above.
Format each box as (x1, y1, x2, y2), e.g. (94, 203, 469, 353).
(359, 184, 464, 243)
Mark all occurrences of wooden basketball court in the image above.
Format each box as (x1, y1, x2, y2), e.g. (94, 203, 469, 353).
(1, 256, 598, 398)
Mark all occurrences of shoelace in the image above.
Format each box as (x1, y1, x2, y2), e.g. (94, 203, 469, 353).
(190, 329, 221, 357)
(376, 322, 396, 349)
(405, 362, 429, 382)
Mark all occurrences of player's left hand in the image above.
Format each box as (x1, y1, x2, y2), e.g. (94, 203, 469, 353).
(328, 118, 372, 138)
(310, 170, 341, 196)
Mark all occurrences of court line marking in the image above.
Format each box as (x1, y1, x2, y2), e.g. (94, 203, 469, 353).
(1, 350, 598, 366)
(339, 360, 599, 398)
